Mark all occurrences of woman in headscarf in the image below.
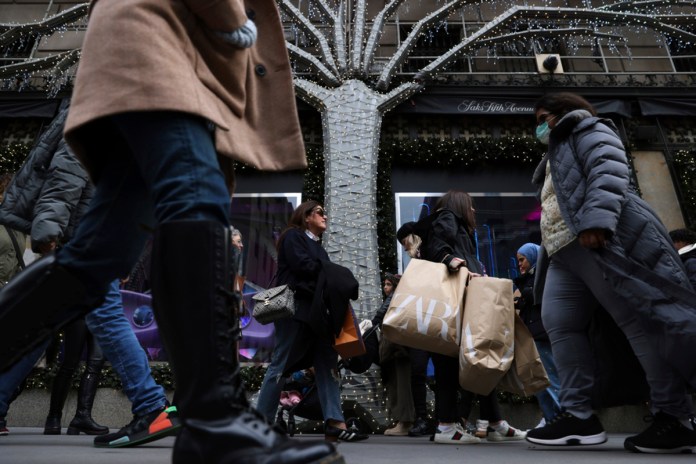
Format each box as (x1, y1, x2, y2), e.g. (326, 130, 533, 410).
(514, 243, 561, 426)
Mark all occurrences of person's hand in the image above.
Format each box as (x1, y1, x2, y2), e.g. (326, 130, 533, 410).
(36, 240, 57, 255)
(215, 19, 257, 48)
(578, 228, 608, 249)
(448, 257, 466, 270)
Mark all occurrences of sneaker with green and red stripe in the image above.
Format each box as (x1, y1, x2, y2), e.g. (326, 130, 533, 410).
(0, 417, 9, 436)
(94, 405, 180, 448)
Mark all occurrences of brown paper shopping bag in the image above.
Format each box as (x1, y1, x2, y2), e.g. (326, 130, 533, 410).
(382, 259, 469, 357)
(458, 276, 516, 395)
(498, 314, 550, 396)
(334, 304, 366, 359)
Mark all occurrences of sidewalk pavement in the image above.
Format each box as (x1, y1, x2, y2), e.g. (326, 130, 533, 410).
(2, 428, 692, 464)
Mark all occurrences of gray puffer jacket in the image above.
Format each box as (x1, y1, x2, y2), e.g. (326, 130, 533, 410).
(0, 105, 93, 250)
(533, 109, 696, 389)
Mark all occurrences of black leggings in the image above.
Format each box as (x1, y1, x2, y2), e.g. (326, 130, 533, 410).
(431, 352, 501, 423)
(409, 348, 429, 418)
(60, 318, 104, 370)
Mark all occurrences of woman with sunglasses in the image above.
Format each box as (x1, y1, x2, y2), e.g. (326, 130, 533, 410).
(526, 92, 696, 454)
(256, 200, 368, 442)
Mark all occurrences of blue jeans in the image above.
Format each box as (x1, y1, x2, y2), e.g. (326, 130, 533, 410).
(85, 280, 165, 416)
(534, 340, 561, 421)
(0, 342, 48, 418)
(58, 112, 230, 296)
(256, 316, 344, 424)
(55, 112, 231, 415)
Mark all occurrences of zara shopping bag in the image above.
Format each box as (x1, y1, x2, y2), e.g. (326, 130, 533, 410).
(334, 304, 366, 359)
(382, 259, 469, 357)
(498, 313, 550, 396)
(458, 276, 515, 395)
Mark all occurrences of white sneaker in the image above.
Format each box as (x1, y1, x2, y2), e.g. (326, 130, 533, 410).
(487, 420, 527, 441)
(475, 419, 489, 438)
(434, 424, 481, 444)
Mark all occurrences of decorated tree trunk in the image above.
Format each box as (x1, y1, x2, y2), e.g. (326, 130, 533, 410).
(320, 80, 385, 318)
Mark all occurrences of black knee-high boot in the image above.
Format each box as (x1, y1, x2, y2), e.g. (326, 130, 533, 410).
(67, 357, 108, 435)
(151, 220, 343, 464)
(44, 367, 75, 435)
(0, 255, 100, 372)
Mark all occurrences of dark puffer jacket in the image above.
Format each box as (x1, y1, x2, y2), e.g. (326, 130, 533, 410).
(0, 105, 93, 251)
(533, 109, 696, 390)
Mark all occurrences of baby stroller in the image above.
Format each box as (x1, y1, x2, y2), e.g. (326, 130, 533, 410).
(275, 324, 380, 436)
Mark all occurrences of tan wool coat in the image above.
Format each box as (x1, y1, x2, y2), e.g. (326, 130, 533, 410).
(64, 0, 306, 181)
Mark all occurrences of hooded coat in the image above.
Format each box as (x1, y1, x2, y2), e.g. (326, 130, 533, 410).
(0, 105, 93, 249)
(532, 109, 696, 390)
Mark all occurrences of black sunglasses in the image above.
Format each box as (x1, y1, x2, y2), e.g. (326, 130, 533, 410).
(312, 207, 326, 217)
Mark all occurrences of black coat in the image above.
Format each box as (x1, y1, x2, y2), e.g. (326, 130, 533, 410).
(418, 209, 482, 274)
(277, 228, 359, 375)
(513, 268, 548, 341)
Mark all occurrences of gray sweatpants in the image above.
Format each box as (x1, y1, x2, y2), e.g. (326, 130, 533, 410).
(542, 240, 693, 420)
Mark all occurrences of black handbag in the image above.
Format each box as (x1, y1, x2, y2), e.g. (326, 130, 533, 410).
(251, 283, 296, 325)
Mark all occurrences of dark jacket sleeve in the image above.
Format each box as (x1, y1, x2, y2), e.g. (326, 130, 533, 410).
(371, 294, 392, 327)
(30, 140, 90, 248)
(568, 120, 630, 236)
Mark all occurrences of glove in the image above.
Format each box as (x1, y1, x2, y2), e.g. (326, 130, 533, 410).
(359, 319, 373, 335)
(215, 19, 257, 48)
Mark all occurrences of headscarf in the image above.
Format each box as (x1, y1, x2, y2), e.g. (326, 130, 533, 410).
(517, 243, 541, 269)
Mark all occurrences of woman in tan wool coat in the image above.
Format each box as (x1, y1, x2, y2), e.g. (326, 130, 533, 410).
(0, 1, 343, 463)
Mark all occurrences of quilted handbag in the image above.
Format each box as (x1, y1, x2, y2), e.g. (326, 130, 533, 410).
(252, 284, 296, 325)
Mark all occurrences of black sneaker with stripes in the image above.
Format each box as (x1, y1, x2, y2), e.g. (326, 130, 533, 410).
(325, 424, 368, 442)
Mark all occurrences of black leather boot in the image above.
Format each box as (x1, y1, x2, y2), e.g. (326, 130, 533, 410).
(151, 221, 344, 464)
(44, 367, 75, 435)
(67, 359, 108, 435)
(0, 255, 98, 372)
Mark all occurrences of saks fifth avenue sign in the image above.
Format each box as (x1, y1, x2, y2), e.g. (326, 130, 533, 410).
(395, 95, 537, 114)
(457, 99, 535, 114)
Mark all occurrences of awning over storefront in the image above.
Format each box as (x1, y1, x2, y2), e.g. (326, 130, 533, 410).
(0, 100, 59, 118)
(639, 98, 696, 116)
(393, 95, 632, 117)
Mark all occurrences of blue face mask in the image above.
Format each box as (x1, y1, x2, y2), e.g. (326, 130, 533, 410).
(536, 122, 551, 145)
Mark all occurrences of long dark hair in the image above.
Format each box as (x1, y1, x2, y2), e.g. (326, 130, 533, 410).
(277, 200, 322, 250)
(534, 92, 596, 118)
(435, 190, 476, 233)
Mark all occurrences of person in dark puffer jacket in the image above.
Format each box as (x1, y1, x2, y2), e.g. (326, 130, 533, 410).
(0, 103, 107, 437)
(526, 92, 696, 455)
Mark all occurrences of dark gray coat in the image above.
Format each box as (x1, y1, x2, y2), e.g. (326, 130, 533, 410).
(0, 106, 93, 250)
(532, 109, 696, 389)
